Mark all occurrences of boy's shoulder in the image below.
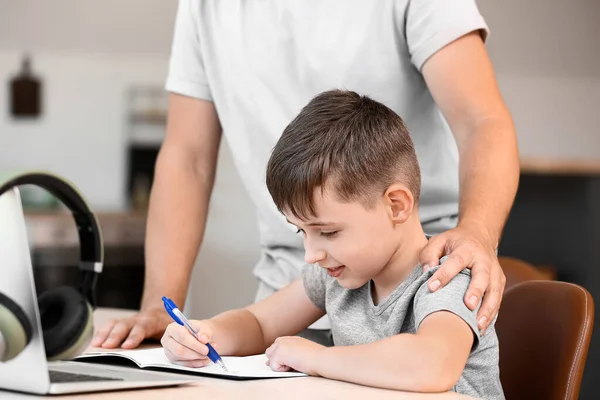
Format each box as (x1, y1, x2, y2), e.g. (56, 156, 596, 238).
(415, 259, 473, 300)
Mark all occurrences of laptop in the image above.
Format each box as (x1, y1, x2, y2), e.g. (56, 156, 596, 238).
(0, 188, 197, 395)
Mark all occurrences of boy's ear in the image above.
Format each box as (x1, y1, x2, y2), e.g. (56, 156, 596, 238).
(384, 183, 415, 224)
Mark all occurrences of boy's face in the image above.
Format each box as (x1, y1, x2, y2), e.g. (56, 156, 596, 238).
(285, 187, 401, 290)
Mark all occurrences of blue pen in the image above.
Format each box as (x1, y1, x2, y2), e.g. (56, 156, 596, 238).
(162, 296, 229, 372)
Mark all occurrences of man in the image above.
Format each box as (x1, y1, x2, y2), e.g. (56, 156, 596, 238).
(92, 0, 518, 349)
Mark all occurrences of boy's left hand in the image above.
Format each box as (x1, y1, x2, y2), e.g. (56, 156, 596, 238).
(265, 336, 324, 375)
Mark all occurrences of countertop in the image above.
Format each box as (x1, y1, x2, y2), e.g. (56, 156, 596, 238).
(520, 157, 600, 176)
(24, 210, 147, 248)
(24, 210, 147, 267)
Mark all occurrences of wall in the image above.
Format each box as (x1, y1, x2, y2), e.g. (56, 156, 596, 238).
(0, 52, 167, 209)
(1, 0, 598, 209)
(0, 0, 260, 318)
(480, 0, 600, 158)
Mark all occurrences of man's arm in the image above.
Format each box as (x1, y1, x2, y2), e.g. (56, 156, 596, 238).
(419, 31, 519, 332)
(92, 93, 222, 348)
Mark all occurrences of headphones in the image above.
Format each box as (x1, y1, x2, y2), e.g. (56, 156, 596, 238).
(0, 172, 103, 362)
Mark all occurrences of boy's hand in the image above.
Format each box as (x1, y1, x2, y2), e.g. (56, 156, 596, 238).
(265, 336, 324, 375)
(160, 320, 219, 368)
(419, 226, 506, 334)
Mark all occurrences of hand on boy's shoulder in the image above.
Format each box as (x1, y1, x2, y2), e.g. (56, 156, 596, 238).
(423, 259, 472, 279)
(420, 261, 474, 303)
(416, 264, 484, 341)
(418, 226, 506, 335)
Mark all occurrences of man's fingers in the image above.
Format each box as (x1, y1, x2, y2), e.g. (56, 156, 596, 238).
(463, 260, 491, 310)
(419, 234, 447, 271)
(91, 319, 117, 347)
(478, 263, 506, 333)
(102, 320, 134, 348)
(93, 310, 171, 348)
(122, 324, 147, 349)
(427, 249, 470, 292)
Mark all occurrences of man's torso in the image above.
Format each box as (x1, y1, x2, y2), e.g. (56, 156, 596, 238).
(167, 0, 487, 294)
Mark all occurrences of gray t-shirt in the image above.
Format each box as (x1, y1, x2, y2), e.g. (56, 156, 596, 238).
(165, 0, 489, 305)
(303, 262, 504, 399)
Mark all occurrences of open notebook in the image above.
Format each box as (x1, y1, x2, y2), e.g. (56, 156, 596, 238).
(74, 348, 306, 380)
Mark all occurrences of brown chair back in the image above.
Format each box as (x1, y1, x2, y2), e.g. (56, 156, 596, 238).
(498, 256, 554, 290)
(496, 281, 594, 400)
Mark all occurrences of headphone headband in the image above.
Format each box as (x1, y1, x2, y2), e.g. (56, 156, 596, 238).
(0, 172, 104, 307)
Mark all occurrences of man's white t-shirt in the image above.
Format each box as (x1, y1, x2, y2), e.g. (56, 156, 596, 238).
(165, 0, 488, 329)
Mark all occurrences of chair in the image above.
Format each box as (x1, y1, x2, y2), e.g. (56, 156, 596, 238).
(495, 280, 594, 400)
(498, 256, 555, 290)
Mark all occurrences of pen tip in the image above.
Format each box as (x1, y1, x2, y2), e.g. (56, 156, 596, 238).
(217, 360, 229, 372)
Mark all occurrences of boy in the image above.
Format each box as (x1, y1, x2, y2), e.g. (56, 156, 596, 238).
(161, 90, 504, 398)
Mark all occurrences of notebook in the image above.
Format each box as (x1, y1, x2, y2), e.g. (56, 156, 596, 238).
(74, 348, 307, 380)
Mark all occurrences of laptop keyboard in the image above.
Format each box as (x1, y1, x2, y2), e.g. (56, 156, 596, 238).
(49, 370, 124, 383)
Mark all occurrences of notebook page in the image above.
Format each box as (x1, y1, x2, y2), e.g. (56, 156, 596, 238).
(77, 348, 306, 379)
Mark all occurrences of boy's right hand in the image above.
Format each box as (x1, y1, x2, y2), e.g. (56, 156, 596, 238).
(160, 320, 218, 368)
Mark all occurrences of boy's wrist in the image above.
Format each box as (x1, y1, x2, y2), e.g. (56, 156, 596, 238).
(309, 345, 330, 377)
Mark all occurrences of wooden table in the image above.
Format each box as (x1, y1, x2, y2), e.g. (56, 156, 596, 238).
(2, 308, 477, 400)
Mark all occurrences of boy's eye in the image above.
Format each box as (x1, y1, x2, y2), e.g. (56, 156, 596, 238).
(320, 231, 338, 238)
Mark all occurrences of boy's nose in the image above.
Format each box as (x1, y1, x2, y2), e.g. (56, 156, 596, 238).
(305, 248, 327, 265)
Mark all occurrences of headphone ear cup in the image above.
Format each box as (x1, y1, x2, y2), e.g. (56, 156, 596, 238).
(0, 292, 33, 362)
(37, 286, 93, 360)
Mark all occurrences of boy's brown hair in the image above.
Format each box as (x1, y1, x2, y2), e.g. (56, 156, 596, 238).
(266, 89, 421, 220)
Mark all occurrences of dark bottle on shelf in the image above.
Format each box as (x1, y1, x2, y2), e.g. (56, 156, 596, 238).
(10, 54, 42, 119)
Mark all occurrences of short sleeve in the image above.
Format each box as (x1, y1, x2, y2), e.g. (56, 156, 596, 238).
(405, 0, 489, 71)
(414, 268, 481, 347)
(302, 264, 328, 311)
(165, 0, 213, 101)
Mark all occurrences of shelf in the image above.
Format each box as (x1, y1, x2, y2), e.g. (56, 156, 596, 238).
(24, 210, 147, 249)
(128, 112, 167, 125)
(520, 157, 600, 176)
(128, 124, 165, 147)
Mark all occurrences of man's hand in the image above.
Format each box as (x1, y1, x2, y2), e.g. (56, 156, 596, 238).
(91, 309, 172, 349)
(419, 226, 506, 334)
(265, 336, 325, 375)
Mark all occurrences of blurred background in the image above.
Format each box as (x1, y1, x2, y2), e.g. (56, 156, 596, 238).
(0, 0, 598, 397)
